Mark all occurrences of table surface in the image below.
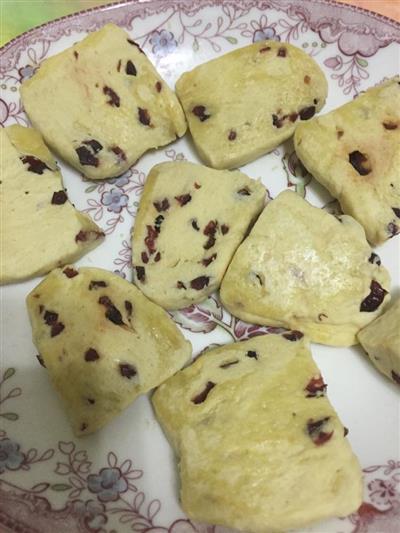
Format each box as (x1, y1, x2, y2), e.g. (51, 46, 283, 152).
(1, 0, 399, 47)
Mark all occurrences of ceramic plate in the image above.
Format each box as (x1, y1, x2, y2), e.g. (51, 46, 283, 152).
(1, 1, 399, 531)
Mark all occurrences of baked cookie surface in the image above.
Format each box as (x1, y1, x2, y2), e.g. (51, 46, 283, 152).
(26, 266, 191, 436)
(20, 23, 186, 180)
(294, 78, 400, 245)
(131, 161, 265, 309)
(220, 190, 391, 346)
(0, 125, 104, 285)
(153, 334, 362, 533)
(176, 40, 328, 169)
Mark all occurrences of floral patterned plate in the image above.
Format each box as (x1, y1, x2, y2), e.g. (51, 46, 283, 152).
(1, 1, 399, 532)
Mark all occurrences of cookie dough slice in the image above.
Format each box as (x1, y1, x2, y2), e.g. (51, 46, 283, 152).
(358, 299, 400, 386)
(131, 161, 266, 309)
(27, 266, 191, 436)
(153, 334, 362, 532)
(220, 190, 391, 346)
(20, 23, 186, 180)
(0, 125, 104, 285)
(294, 78, 400, 245)
(175, 40, 327, 169)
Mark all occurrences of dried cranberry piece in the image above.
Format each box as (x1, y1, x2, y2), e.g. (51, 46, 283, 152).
(75, 146, 99, 167)
(177, 281, 186, 289)
(228, 129, 237, 141)
(246, 350, 258, 359)
(259, 46, 271, 53)
(175, 194, 192, 206)
(127, 38, 144, 53)
(99, 296, 124, 325)
(392, 371, 400, 385)
(348, 150, 371, 176)
(237, 187, 251, 196)
(36, 355, 46, 368)
(202, 253, 217, 267)
(344, 427, 349, 437)
(125, 300, 133, 317)
(221, 224, 229, 235)
(74, 51, 79, 59)
(63, 267, 78, 278)
(192, 105, 210, 122)
(368, 253, 381, 266)
(111, 146, 126, 162)
(190, 276, 210, 290)
(191, 381, 215, 404)
(138, 107, 151, 125)
(277, 47, 287, 57)
(204, 236, 216, 250)
(360, 280, 387, 312)
(51, 322, 65, 337)
(83, 139, 103, 154)
(220, 360, 239, 369)
(154, 198, 170, 212)
(20, 155, 51, 174)
(44, 310, 58, 325)
(154, 214, 164, 233)
(119, 363, 137, 379)
(145, 225, 158, 254)
(383, 121, 398, 130)
(272, 114, 283, 128)
(75, 230, 104, 242)
(126, 60, 137, 76)
(392, 207, 400, 218)
(299, 106, 316, 120)
(141, 252, 149, 264)
(103, 86, 120, 107)
(289, 112, 298, 122)
(155, 81, 162, 92)
(305, 375, 327, 397)
(304, 75, 310, 84)
(307, 417, 333, 446)
(191, 219, 200, 231)
(85, 348, 99, 362)
(88, 280, 107, 290)
(154, 252, 161, 262)
(135, 266, 146, 282)
(203, 220, 218, 249)
(388, 222, 399, 237)
(283, 330, 304, 341)
(51, 190, 68, 205)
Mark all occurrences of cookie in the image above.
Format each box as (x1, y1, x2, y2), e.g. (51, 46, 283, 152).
(358, 299, 400, 386)
(220, 190, 391, 346)
(294, 78, 400, 245)
(131, 161, 266, 309)
(26, 266, 191, 435)
(153, 334, 362, 532)
(0, 125, 104, 285)
(20, 23, 187, 180)
(175, 40, 327, 169)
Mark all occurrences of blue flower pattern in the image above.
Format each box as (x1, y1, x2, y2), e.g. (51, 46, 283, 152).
(150, 29, 177, 57)
(87, 467, 128, 502)
(0, 438, 25, 473)
(101, 188, 128, 214)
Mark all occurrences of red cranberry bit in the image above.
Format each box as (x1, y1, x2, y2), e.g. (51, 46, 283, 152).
(127, 38, 144, 53)
(51, 190, 68, 205)
(246, 350, 258, 360)
(145, 225, 158, 254)
(305, 375, 327, 397)
(272, 114, 283, 128)
(20, 155, 51, 174)
(220, 359, 239, 369)
(289, 112, 298, 122)
(307, 417, 333, 446)
(51, 322, 65, 337)
(313, 98, 318, 105)
(138, 107, 151, 126)
(136, 266, 146, 282)
(299, 106, 316, 120)
(191, 219, 200, 231)
(75, 146, 99, 167)
(126, 60, 137, 76)
(190, 276, 210, 290)
(228, 129, 237, 141)
(175, 194, 192, 206)
(368, 253, 381, 266)
(141, 252, 149, 264)
(360, 280, 387, 312)
(154, 214, 164, 233)
(88, 280, 107, 290)
(103, 86, 120, 107)
(391, 371, 400, 385)
(63, 267, 78, 278)
(283, 330, 304, 341)
(119, 363, 137, 379)
(85, 348, 99, 362)
(383, 121, 398, 130)
(111, 146, 126, 162)
(44, 310, 58, 325)
(192, 105, 210, 122)
(237, 187, 251, 196)
(80, 423, 88, 432)
(191, 381, 215, 404)
(98, 296, 124, 325)
(73, 51, 79, 59)
(348, 150, 371, 176)
(36, 355, 46, 368)
(221, 224, 229, 235)
(124, 300, 133, 317)
(117, 59, 121, 72)
(155, 81, 162, 92)
(177, 281, 186, 289)
(153, 198, 170, 212)
(203, 220, 218, 249)
(344, 427, 349, 437)
(75, 230, 104, 243)
(277, 47, 287, 57)
(387, 222, 399, 237)
(202, 253, 217, 267)
(304, 75, 310, 84)
(259, 46, 271, 53)
(392, 207, 400, 218)
(83, 139, 103, 154)
(154, 252, 161, 262)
